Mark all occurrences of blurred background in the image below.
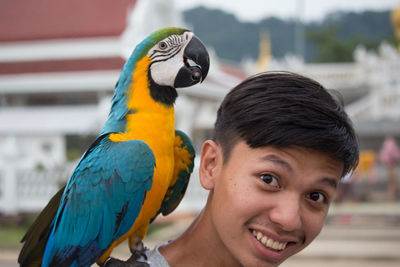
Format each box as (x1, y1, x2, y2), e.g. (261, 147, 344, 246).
(1, 0, 400, 266)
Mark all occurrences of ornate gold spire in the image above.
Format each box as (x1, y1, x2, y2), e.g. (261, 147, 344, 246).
(256, 30, 271, 72)
(391, 2, 400, 52)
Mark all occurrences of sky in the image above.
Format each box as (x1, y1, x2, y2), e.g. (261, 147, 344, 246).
(175, 0, 400, 22)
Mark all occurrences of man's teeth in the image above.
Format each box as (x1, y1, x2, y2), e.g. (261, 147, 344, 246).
(252, 230, 287, 251)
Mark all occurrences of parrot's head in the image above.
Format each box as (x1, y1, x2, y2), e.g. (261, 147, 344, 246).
(131, 28, 209, 94)
(117, 27, 210, 106)
(144, 27, 209, 89)
(102, 28, 209, 134)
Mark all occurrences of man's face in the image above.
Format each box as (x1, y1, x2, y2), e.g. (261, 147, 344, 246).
(203, 141, 343, 266)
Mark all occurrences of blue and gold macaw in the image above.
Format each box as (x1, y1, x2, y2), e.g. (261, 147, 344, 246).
(18, 27, 209, 267)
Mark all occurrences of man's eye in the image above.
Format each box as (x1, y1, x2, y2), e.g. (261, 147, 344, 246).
(260, 174, 279, 188)
(308, 192, 326, 203)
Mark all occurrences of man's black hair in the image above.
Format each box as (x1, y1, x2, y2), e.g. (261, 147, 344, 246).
(213, 71, 359, 176)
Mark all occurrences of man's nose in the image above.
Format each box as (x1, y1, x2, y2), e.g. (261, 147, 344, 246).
(268, 192, 302, 231)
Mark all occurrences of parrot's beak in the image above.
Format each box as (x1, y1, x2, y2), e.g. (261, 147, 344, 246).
(174, 35, 210, 88)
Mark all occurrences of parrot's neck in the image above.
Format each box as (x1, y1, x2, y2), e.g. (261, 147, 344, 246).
(107, 56, 176, 144)
(100, 56, 176, 136)
(147, 71, 178, 106)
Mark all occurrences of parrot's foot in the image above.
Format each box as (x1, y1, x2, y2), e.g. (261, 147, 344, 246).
(129, 237, 148, 262)
(101, 255, 149, 267)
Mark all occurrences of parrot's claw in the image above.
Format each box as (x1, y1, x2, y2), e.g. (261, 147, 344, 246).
(129, 237, 148, 261)
(100, 256, 149, 267)
(127, 251, 150, 266)
(98, 239, 150, 267)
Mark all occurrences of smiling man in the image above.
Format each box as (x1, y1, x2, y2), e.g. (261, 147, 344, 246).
(144, 71, 359, 267)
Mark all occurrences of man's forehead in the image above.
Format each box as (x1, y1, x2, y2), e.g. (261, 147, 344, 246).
(254, 145, 344, 177)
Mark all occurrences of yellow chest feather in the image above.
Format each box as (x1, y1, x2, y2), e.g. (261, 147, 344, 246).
(109, 56, 176, 203)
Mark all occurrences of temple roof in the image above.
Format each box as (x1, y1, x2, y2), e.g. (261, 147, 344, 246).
(0, 0, 135, 42)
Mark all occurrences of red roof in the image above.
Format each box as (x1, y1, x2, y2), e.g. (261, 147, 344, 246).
(0, 0, 135, 42)
(0, 58, 125, 75)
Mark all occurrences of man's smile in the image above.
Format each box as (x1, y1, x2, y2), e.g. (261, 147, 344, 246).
(252, 230, 288, 250)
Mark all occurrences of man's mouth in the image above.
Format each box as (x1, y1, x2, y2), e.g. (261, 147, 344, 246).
(252, 230, 288, 251)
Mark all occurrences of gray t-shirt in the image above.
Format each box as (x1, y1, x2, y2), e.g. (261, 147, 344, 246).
(145, 245, 170, 267)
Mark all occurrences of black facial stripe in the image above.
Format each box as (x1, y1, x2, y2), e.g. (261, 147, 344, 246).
(150, 46, 182, 61)
(150, 47, 182, 65)
(149, 46, 177, 58)
(167, 38, 175, 46)
(168, 35, 182, 46)
(151, 50, 179, 61)
(172, 35, 181, 45)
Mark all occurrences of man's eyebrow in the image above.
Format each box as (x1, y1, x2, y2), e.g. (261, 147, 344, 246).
(318, 177, 339, 190)
(260, 154, 293, 172)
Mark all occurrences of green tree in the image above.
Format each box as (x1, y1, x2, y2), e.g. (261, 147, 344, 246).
(306, 24, 385, 62)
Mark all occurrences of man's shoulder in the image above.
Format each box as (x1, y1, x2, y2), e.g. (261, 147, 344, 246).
(145, 244, 170, 267)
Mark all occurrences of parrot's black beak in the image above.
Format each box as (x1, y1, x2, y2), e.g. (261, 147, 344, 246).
(174, 35, 210, 88)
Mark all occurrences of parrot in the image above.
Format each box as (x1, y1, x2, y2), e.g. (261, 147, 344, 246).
(18, 27, 209, 267)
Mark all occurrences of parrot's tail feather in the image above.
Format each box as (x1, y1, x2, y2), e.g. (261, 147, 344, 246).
(18, 186, 65, 267)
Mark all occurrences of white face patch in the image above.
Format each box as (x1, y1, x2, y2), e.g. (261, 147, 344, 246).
(147, 31, 194, 87)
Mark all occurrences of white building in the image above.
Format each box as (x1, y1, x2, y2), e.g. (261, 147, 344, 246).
(0, 0, 244, 215)
(1, 0, 399, 214)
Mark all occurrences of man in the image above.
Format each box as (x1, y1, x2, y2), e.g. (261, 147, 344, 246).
(145, 71, 359, 266)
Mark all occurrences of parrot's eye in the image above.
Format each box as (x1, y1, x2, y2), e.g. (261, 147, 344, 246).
(159, 41, 168, 50)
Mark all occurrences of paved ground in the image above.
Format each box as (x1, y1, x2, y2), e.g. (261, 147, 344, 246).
(282, 224, 400, 267)
(3, 202, 400, 266)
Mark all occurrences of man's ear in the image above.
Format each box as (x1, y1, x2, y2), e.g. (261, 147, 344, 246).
(199, 140, 223, 190)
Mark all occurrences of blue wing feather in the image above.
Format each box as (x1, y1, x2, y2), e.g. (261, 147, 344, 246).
(42, 136, 155, 267)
